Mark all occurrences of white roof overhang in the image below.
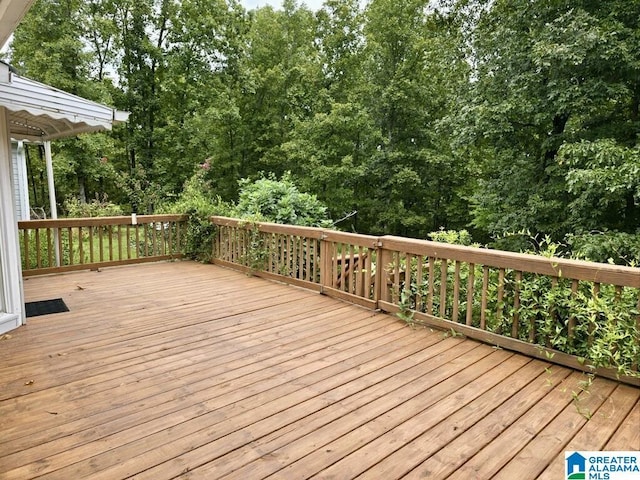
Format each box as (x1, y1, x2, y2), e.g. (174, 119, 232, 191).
(0, 0, 35, 48)
(0, 62, 129, 141)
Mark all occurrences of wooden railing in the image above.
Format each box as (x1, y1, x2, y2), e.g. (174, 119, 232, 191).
(211, 216, 640, 385)
(18, 214, 187, 276)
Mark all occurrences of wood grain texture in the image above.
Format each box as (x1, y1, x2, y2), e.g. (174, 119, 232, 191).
(0, 261, 637, 480)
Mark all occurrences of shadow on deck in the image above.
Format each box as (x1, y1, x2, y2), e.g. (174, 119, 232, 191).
(0, 261, 638, 479)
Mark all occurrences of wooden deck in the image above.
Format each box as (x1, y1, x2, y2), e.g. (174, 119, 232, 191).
(1, 261, 638, 480)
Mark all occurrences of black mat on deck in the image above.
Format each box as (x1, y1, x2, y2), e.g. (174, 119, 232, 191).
(25, 298, 69, 318)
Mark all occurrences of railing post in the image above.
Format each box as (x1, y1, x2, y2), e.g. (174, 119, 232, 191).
(319, 232, 330, 294)
(374, 238, 387, 308)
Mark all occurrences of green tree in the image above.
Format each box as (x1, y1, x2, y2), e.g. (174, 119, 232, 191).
(358, 0, 470, 236)
(161, 0, 251, 200)
(284, 102, 381, 231)
(238, 1, 323, 178)
(315, 0, 365, 104)
(11, 0, 122, 208)
(461, 0, 640, 244)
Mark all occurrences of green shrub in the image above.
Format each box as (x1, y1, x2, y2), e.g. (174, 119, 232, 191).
(63, 195, 123, 217)
(429, 228, 474, 246)
(234, 173, 332, 227)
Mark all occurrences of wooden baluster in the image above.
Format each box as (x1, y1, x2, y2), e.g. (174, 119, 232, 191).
(116, 225, 122, 260)
(415, 256, 423, 313)
(117, 225, 123, 261)
(278, 234, 284, 274)
(240, 228, 245, 266)
(234, 227, 239, 263)
(168, 221, 174, 255)
(108, 225, 114, 262)
(295, 236, 301, 278)
(614, 285, 622, 303)
(162, 222, 167, 256)
(546, 276, 559, 347)
(68, 227, 74, 266)
(23, 229, 29, 270)
(289, 235, 295, 277)
(268, 233, 274, 271)
(126, 225, 132, 259)
(439, 259, 448, 319)
(364, 248, 373, 299)
(340, 244, 347, 292)
(355, 246, 364, 297)
(349, 245, 357, 294)
(160, 222, 165, 256)
(305, 238, 312, 282)
(316, 239, 322, 283)
(135, 224, 141, 259)
(298, 236, 305, 280)
(153, 223, 159, 257)
(57, 228, 63, 266)
(568, 279, 578, 345)
(78, 227, 84, 264)
(230, 227, 235, 262)
(99, 225, 105, 262)
(230, 226, 235, 262)
(47, 228, 53, 267)
(320, 238, 330, 290)
(480, 266, 489, 330)
(496, 268, 505, 334)
(35, 228, 42, 268)
(392, 252, 400, 303)
(212, 224, 217, 260)
(219, 226, 225, 260)
(512, 271, 522, 338)
(88, 227, 94, 263)
(427, 257, 435, 315)
(466, 263, 475, 326)
(144, 223, 150, 258)
(404, 253, 412, 304)
(452, 261, 461, 323)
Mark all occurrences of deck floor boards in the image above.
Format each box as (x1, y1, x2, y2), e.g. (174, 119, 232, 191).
(0, 261, 637, 479)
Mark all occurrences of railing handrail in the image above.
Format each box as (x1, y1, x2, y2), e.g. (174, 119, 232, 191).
(18, 214, 188, 229)
(380, 235, 640, 288)
(210, 216, 639, 287)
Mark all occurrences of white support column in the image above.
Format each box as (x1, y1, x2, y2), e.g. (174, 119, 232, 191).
(0, 106, 25, 332)
(15, 141, 30, 221)
(44, 141, 57, 219)
(44, 140, 60, 266)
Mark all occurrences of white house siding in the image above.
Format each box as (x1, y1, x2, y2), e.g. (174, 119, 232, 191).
(11, 140, 29, 221)
(0, 107, 24, 334)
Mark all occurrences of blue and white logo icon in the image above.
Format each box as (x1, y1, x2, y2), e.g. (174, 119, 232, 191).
(566, 452, 587, 479)
(565, 451, 640, 480)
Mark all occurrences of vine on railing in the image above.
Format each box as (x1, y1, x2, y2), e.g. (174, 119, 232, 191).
(213, 217, 323, 291)
(18, 215, 187, 276)
(378, 237, 639, 380)
(210, 216, 640, 384)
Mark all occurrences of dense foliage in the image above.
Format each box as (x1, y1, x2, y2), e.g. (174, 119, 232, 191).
(235, 173, 332, 227)
(9, 0, 640, 264)
(411, 233, 640, 376)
